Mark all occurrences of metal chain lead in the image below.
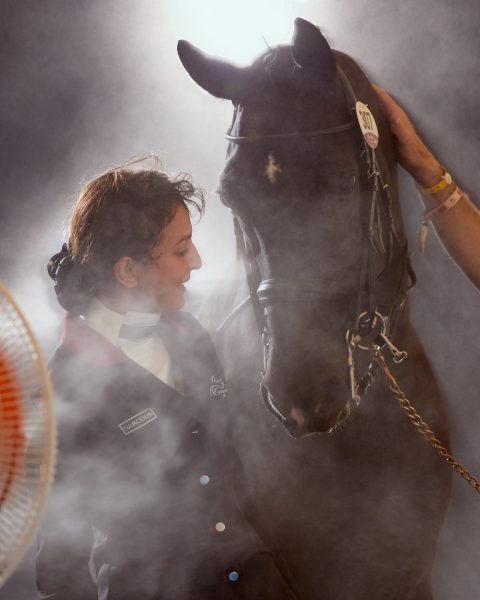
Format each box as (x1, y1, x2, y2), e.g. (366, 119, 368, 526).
(374, 348, 480, 495)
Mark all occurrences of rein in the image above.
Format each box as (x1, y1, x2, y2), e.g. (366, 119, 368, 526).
(348, 319, 480, 495)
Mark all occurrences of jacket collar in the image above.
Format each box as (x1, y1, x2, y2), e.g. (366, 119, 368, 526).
(61, 312, 187, 367)
(61, 314, 124, 366)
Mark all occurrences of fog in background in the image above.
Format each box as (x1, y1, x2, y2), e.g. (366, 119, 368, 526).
(1, 0, 479, 598)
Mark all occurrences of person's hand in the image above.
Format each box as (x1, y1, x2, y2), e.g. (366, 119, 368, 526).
(373, 85, 444, 188)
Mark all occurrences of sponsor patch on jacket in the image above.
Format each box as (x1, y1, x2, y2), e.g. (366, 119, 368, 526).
(210, 376, 228, 398)
(119, 408, 158, 435)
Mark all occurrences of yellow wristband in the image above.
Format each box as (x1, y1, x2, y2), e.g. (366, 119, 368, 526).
(422, 170, 453, 195)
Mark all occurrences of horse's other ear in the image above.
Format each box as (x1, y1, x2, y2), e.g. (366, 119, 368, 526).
(291, 18, 336, 84)
(177, 40, 248, 101)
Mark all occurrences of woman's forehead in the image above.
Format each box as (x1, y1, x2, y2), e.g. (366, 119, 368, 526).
(157, 204, 192, 246)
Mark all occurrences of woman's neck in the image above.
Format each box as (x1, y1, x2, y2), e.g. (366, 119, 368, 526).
(98, 290, 160, 315)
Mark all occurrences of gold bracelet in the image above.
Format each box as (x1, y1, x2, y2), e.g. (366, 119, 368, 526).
(417, 186, 464, 253)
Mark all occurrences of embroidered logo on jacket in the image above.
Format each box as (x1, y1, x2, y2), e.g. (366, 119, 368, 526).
(209, 376, 228, 398)
(119, 408, 158, 435)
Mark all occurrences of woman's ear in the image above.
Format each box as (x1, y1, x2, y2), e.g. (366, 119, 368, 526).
(112, 256, 142, 289)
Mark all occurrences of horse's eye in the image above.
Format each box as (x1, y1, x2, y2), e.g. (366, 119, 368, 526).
(335, 173, 357, 196)
(314, 172, 358, 197)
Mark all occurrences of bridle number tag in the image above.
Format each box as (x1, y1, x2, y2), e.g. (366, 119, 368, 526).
(355, 102, 379, 149)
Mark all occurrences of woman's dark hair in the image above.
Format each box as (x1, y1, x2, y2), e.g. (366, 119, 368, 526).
(48, 158, 205, 314)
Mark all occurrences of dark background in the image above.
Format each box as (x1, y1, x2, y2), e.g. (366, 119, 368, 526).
(1, 1, 479, 598)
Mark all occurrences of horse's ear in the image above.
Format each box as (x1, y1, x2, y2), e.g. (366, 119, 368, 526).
(177, 40, 248, 101)
(291, 18, 337, 84)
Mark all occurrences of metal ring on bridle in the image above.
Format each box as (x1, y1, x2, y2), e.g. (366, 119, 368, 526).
(352, 311, 386, 351)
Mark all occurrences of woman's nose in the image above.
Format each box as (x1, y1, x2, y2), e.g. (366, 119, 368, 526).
(189, 242, 202, 270)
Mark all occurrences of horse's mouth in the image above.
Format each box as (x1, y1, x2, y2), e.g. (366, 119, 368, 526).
(263, 386, 351, 438)
(285, 406, 350, 438)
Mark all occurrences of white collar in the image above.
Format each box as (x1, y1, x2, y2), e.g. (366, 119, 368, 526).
(122, 310, 161, 327)
(83, 298, 161, 345)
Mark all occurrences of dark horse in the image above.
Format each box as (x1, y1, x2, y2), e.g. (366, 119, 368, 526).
(178, 18, 451, 599)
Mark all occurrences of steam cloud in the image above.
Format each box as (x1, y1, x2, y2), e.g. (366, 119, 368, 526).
(1, 1, 479, 598)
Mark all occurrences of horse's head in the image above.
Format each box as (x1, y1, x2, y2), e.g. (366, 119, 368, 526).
(178, 18, 410, 437)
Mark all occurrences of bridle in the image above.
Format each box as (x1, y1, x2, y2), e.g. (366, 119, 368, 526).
(217, 63, 480, 494)
(216, 65, 414, 419)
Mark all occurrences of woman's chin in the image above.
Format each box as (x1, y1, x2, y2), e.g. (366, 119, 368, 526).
(159, 291, 186, 312)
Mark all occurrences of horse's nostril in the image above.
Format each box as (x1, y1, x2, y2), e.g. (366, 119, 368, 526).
(289, 407, 306, 427)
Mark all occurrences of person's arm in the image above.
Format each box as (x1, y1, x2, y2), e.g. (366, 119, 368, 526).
(374, 85, 480, 290)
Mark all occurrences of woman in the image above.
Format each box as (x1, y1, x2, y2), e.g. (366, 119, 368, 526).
(37, 161, 296, 599)
(375, 86, 480, 290)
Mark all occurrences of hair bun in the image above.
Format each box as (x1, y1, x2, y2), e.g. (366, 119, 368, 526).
(47, 243, 70, 282)
(47, 244, 94, 314)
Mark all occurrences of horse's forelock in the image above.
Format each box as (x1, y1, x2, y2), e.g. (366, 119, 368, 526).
(249, 45, 341, 99)
(260, 46, 295, 76)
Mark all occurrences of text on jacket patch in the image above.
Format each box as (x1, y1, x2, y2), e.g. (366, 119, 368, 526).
(119, 408, 158, 435)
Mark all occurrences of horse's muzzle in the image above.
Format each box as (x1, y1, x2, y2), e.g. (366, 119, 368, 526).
(285, 405, 350, 438)
(262, 382, 350, 437)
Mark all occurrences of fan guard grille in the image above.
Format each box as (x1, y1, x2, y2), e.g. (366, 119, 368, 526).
(0, 282, 56, 586)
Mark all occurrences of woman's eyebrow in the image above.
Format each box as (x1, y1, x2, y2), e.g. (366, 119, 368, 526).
(174, 234, 192, 246)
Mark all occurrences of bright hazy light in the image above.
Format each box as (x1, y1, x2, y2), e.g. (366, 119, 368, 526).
(164, 0, 304, 65)
(127, 0, 314, 284)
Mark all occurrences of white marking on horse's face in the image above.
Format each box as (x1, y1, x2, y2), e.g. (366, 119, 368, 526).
(265, 152, 282, 184)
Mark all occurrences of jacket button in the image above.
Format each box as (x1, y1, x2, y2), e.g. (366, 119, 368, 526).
(199, 475, 210, 486)
(214, 522, 226, 533)
(228, 571, 239, 582)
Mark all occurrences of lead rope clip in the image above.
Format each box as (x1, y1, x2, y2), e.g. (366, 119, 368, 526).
(346, 312, 408, 406)
(376, 332, 408, 364)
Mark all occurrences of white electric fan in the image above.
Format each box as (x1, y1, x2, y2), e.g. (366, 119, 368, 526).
(0, 281, 56, 587)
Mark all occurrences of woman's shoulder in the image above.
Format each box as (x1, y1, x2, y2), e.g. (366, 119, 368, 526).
(51, 314, 124, 369)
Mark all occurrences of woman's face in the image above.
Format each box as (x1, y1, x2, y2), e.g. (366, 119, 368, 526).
(134, 204, 202, 312)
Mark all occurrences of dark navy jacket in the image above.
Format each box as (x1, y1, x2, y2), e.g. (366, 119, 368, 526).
(36, 311, 295, 599)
